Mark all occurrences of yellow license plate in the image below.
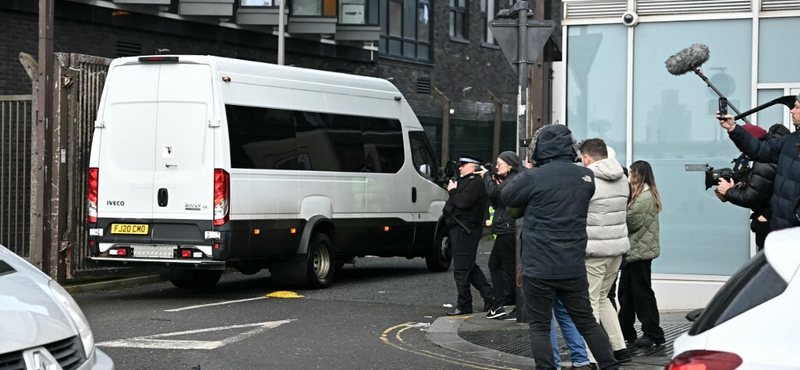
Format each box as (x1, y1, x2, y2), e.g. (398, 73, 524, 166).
(111, 224, 149, 235)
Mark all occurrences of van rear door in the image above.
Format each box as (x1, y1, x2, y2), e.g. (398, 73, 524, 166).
(97, 61, 215, 225)
(97, 64, 159, 220)
(152, 64, 215, 221)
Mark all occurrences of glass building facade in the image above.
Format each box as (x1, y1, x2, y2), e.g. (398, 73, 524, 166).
(562, 2, 800, 281)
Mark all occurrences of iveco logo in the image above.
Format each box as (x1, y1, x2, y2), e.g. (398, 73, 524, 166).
(22, 348, 59, 370)
(107, 200, 125, 206)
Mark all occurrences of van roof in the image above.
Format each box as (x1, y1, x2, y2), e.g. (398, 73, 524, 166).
(112, 55, 401, 96)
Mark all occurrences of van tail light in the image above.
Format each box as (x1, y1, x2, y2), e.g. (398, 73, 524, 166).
(666, 350, 743, 370)
(213, 169, 230, 226)
(88, 168, 99, 223)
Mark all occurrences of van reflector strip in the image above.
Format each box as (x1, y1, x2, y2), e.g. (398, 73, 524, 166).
(290, 228, 297, 234)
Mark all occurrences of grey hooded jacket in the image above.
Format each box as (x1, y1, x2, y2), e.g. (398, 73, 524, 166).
(586, 158, 631, 257)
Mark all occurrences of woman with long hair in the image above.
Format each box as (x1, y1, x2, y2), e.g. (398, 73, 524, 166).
(619, 160, 666, 347)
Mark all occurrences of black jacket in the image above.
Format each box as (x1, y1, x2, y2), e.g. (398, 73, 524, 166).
(725, 160, 776, 218)
(484, 169, 518, 235)
(444, 173, 488, 230)
(501, 125, 595, 280)
(729, 125, 800, 230)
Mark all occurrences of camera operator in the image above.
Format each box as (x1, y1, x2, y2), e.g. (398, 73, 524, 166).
(476, 151, 520, 320)
(715, 124, 790, 250)
(443, 154, 494, 316)
(718, 93, 800, 231)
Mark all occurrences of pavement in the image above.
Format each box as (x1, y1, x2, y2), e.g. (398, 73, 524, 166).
(427, 309, 693, 370)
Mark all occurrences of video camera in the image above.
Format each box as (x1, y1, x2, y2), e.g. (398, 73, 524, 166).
(481, 162, 496, 178)
(685, 154, 750, 190)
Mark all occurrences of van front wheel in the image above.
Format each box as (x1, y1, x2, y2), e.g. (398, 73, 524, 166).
(426, 229, 452, 272)
(307, 233, 334, 289)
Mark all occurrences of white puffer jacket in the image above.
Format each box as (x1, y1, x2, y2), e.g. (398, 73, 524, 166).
(585, 158, 631, 257)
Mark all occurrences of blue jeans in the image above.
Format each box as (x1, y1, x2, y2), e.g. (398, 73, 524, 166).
(551, 296, 590, 369)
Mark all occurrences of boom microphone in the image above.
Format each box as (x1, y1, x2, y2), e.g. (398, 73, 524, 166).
(664, 43, 751, 124)
(665, 44, 710, 76)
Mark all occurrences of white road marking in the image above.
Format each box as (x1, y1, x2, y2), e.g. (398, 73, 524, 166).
(96, 320, 294, 350)
(164, 296, 269, 312)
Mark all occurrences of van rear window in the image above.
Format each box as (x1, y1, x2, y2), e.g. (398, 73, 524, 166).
(225, 105, 404, 173)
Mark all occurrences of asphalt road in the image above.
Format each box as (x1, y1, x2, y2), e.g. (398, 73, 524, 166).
(74, 239, 502, 370)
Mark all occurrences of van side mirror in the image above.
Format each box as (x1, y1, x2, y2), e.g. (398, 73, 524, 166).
(418, 164, 431, 177)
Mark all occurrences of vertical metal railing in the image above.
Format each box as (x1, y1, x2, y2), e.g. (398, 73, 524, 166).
(68, 54, 110, 274)
(0, 95, 33, 257)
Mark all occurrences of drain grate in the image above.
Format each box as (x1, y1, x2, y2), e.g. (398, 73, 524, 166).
(459, 323, 692, 360)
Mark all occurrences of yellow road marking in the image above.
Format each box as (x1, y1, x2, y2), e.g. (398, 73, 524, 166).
(380, 322, 522, 370)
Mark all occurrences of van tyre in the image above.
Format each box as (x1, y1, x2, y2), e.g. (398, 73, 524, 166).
(426, 229, 452, 272)
(170, 270, 223, 289)
(307, 233, 335, 289)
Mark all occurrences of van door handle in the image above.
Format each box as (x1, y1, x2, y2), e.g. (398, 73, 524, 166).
(165, 163, 177, 168)
(412, 187, 417, 203)
(158, 188, 168, 207)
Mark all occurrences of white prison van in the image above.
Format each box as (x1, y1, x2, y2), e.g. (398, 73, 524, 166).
(87, 55, 450, 289)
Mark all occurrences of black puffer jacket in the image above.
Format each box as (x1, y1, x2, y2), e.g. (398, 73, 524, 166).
(501, 125, 595, 280)
(725, 160, 776, 216)
(729, 125, 800, 230)
(483, 169, 518, 235)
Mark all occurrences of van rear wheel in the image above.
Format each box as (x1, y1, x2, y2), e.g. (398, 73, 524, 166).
(425, 229, 452, 272)
(307, 233, 334, 289)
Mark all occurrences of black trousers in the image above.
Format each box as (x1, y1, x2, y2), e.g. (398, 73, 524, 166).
(618, 259, 665, 343)
(523, 276, 619, 370)
(488, 234, 516, 307)
(450, 227, 493, 310)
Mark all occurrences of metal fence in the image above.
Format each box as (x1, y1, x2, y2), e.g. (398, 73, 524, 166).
(0, 95, 32, 257)
(63, 54, 109, 276)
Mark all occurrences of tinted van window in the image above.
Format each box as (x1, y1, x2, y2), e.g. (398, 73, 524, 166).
(363, 118, 404, 173)
(409, 131, 437, 182)
(226, 105, 298, 170)
(227, 104, 403, 173)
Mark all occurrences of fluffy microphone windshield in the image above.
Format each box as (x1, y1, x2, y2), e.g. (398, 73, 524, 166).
(665, 44, 710, 76)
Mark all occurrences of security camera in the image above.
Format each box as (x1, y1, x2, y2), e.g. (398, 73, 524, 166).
(621, 12, 638, 27)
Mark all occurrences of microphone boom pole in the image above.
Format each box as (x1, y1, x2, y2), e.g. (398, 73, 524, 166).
(692, 68, 751, 124)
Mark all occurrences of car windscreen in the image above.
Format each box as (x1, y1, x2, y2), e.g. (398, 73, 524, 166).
(689, 252, 787, 335)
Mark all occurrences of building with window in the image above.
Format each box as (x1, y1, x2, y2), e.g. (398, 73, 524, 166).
(560, 0, 800, 309)
(0, 0, 523, 164)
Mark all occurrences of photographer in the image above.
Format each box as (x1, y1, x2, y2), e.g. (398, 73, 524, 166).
(718, 93, 800, 231)
(477, 151, 520, 320)
(715, 124, 789, 250)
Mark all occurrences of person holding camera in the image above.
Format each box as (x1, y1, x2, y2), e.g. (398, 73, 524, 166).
(718, 94, 800, 231)
(443, 154, 494, 316)
(478, 151, 521, 320)
(501, 125, 619, 370)
(715, 124, 790, 251)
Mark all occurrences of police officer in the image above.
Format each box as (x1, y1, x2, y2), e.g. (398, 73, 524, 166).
(444, 154, 494, 316)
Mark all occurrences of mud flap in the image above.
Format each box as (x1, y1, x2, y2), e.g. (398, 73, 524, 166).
(270, 254, 308, 286)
